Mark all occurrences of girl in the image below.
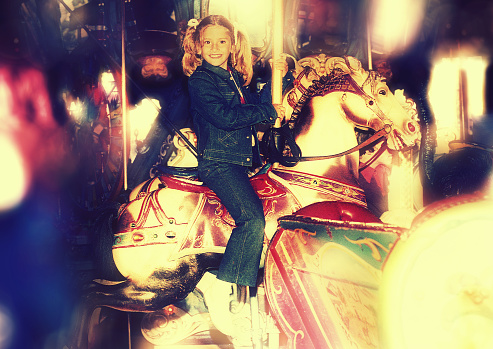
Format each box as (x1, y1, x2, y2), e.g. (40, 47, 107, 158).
(182, 15, 285, 287)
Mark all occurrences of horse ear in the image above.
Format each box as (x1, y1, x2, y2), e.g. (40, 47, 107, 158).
(298, 56, 317, 74)
(345, 56, 362, 71)
(329, 57, 351, 74)
(344, 56, 368, 82)
(293, 58, 303, 73)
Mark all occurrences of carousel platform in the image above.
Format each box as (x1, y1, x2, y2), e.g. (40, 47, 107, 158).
(85, 306, 288, 348)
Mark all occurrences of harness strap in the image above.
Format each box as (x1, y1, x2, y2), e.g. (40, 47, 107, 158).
(300, 124, 392, 161)
(265, 124, 390, 166)
(297, 125, 391, 162)
(358, 140, 389, 172)
(287, 67, 316, 109)
(272, 168, 367, 206)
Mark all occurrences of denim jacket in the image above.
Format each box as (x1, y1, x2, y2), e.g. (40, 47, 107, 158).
(188, 61, 277, 167)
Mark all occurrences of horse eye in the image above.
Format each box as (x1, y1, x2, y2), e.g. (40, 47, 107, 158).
(378, 89, 387, 96)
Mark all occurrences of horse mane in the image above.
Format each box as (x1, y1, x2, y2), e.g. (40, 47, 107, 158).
(287, 62, 368, 130)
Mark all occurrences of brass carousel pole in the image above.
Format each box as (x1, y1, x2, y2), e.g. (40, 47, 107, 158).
(272, 0, 284, 128)
(458, 41, 470, 143)
(382, 16, 415, 225)
(251, 6, 283, 348)
(366, 4, 373, 71)
(121, 8, 132, 347)
(121, 0, 128, 191)
(269, 0, 284, 173)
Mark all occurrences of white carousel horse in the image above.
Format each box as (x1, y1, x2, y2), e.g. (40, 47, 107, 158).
(278, 55, 418, 190)
(69, 55, 420, 348)
(131, 55, 419, 210)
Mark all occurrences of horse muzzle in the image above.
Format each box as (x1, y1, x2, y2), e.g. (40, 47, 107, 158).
(388, 121, 420, 151)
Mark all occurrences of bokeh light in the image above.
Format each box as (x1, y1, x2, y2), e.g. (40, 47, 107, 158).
(370, 0, 425, 54)
(0, 136, 29, 212)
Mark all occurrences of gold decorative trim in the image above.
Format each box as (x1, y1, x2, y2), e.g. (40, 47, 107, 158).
(272, 169, 367, 206)
(345, 236, 392, 262)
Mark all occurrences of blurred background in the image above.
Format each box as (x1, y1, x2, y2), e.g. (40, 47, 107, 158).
(1, 0, 493, 348)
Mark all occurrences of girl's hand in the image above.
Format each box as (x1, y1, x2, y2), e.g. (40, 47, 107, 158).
(269, 54, 288, 77)
(273, 104, 285, 125)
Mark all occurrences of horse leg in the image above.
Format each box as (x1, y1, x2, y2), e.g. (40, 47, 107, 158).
(69, 253, 223, 348)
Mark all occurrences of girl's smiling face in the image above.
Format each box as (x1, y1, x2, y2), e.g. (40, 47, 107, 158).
(199, 25, 232, 70)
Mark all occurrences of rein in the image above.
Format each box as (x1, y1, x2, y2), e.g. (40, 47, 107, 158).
(298, 125, 391, 162)
(265, 124, 391, 166)
(358, 139, 389, 171)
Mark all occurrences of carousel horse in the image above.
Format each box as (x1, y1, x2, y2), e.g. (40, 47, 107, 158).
(69, 55, 420, 348)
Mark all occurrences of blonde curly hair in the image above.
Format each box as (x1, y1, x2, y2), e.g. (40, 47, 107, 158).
(182, 15, 253, 86)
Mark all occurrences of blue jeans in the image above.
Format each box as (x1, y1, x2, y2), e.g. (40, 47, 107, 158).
(198, 160, 265, 287)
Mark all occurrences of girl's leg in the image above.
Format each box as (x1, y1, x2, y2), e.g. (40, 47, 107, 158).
(199, 162, 265, 287)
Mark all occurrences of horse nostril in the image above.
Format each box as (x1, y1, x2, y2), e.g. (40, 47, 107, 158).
(408, 122, 416, 133)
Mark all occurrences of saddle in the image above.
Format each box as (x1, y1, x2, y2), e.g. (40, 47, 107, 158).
(115, 165, 302, 256)
(116, 162, 380, 260)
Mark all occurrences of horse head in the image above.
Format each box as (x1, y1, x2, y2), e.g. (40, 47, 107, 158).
(281, 55, 420, 185)
(328, 56, 420, 152)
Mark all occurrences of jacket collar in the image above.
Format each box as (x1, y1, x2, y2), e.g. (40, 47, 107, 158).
(200, 60, 234, 80)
